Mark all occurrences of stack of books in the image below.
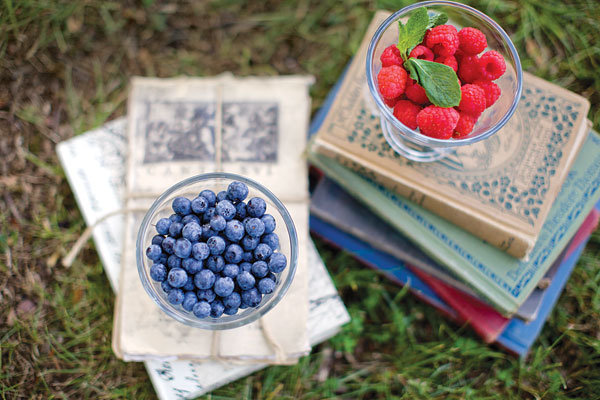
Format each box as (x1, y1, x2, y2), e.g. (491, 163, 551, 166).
(307, 11, 600, 357)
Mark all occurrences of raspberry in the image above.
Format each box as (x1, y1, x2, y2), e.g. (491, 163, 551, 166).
(473, 79, 501, 108)
(454, 111, 479, 137)
(393, 100, 422, 130)
(384, 96, 401, 108)
(479, 51, 506, 81)
(458, 84, 486, 116)
(409, 45, 434, 61)
(380, 44, 402, 67)
(434, 55, 458, 72)
(458, 55, 481, 83)
(405, 80, 429, 104)
(458, 27, 488, 55)
(425, 25, 459, 57)
(377, 65, 408, 99)
(416, 105, 459, 139)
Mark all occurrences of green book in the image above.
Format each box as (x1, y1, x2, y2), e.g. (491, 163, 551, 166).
(307, 131, 600, 315)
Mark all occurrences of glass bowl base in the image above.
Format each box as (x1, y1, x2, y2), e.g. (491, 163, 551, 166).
(381, 118, 452, 162)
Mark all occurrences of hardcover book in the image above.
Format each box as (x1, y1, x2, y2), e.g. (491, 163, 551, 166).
(307, 129, 600, 316)
(310, 11, 591, 259)
(56, 118, 350, 399)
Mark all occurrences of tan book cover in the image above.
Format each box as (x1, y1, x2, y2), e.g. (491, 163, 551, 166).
(310, 11, 590, 259)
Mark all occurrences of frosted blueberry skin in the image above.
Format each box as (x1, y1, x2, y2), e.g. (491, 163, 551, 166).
(169, 214, 182, 223)
(236, 271, 255, 290)
(261, 214, 276, 234)
(241, 251, 253, 262)
(182, 291, 198, 312)
(258, 277, 276, 294)
(225, 220, 245, 242)
(223, 263, 240, 278)
(183, 276, 196, 291)
(210, 215, 227, 232)
(152, 235, 164, 246)
(197, 289, 216, 303)
(193, 301, 211, 318)
(244, 217, 265, 238)
(268, 253, 287, 273)
(200, 223, 216, 240)
(241, 288, 262, 308)
(211, 300, 225, 318)
(246, 197, 267, 218)
(223, 292, 242, 309)
(167, 267, 188, 288)
(192, 242, 210, 261)
(214, 277, 235, 297)
(206, 255, 225, 273)
(216, 190, 228, 202)
(181, 214, 201, 226)
(235, 202, 247, 219)
(262, 232, 280, 251)
(216, 200, 236, 221)
(224, 244, 243, 264)
(174, 238, 192, 258)
(227, 181, 249, 202)
(155, 218, 172, 235)
(251, 261, 268, 278)
(254, 243, 273, 261)
(241, 235, 260, 251)
(202, 207, 217, 224)
(194, 269, 216, 290)
(150, 263, 167, 282)
(161, 280, 173, 293)
(207, 236, 226, 255)
(168, 222, 183, 238)
(239, 262, 252, 273)
(167, 289, 185, 305)
(191, 195, 209, 214)
(172, 197, 192, 216)
(146, 244, 163, 261)
(199, 190, 217, 207)
(167, 254, 182, 269)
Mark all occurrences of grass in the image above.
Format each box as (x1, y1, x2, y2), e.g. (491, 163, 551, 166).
(1, 0, 599, 398)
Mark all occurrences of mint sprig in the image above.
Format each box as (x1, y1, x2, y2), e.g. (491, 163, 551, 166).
(395, 7, 461, 108)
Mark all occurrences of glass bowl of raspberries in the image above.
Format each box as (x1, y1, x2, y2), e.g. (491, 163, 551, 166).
(136, 173, 298, 330)
(366, 1, 523, 161)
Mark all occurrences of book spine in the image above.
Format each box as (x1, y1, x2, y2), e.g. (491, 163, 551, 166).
(311, 138, 534, 259)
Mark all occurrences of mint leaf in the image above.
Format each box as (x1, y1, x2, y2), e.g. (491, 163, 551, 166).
(405, 61, 419, 82)
(406, 58, 461, 107)
(397, 7, 430, 60)
(427, 13, 448, 30)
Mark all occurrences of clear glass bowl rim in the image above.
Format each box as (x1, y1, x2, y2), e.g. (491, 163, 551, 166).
(136, 172, 299, 330)
(366, 0, 523, 148)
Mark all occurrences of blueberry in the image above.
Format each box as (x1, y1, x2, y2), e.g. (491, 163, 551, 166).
(223, 220, 244, 242)
(254, 243, 273, 261)
(245, 218, 265, 238)
(167, 254, 182, 269)
(224, 306, 239, 316)
(242, 251, 253, 262)
(224, 244, 243, 264)
(258, 277, 276, 294)
(235, 202, 247, 219)
(236, 271, 255, 290)
(210, 215, 226, 232)
(199, 190, 217, 207)
(169, 214, 182, 223)
(241, 288, 262, 308)
(216, 190, 228, 202)
(191, 196, 209, 214)
(261, 214, 276, 234)
(187, 259, 204, 274)
(157, 253, 168, 265)
(161, 237, 176, 254)
(227, 181, 249, 202)
(167, 289, 185, 305)
(262, 233, 280, 251)
(174, 238, 192, 258)
(240, 235, 259, 251)
(201, 223, 216, 240)
(161, 281, 173, 294)
(146, 244, 163, 261)
(172, 197, 192, 216)
(202, 207, 217, 223)
(268, 253, 287, 273)
(168, 268, 188, 288)
(239, 262, 252, 273)
(169, 222, 183, 238)
(183, 276, 196, 291)
(152, 235, 164, 246)
(194, 269, 216, 289)
(214, 277, 235, 297)
(266, 271, 277, 282)
(247, 197, 266, 218)
(251, 261, 268, 278)
(223, 263, 240, 278)
(182, 222, 202, 242)
(182, 257, 194, 272)
(150, 263, 167, 282)
(216, 200, 236, 221)
(210, 300, 225, 318)
(206, 255, 225, 273)
(191, 242, 209, 261)
(181, 214, 201, 226)
(207, 236, 226, 255)
(193, 301, 211, 318)
(197, 289, 216, 303)
(156, 218, 172, 235)
(182, 291, 198, 311)
(223, 292, 242, 309)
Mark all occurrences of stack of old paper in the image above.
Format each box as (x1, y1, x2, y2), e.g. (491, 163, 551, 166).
(57, 117, 350, 398)
(113, 74, 317, 363)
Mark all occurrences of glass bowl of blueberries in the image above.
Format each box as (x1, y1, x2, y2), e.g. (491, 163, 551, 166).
(137, 172, 298, 330)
